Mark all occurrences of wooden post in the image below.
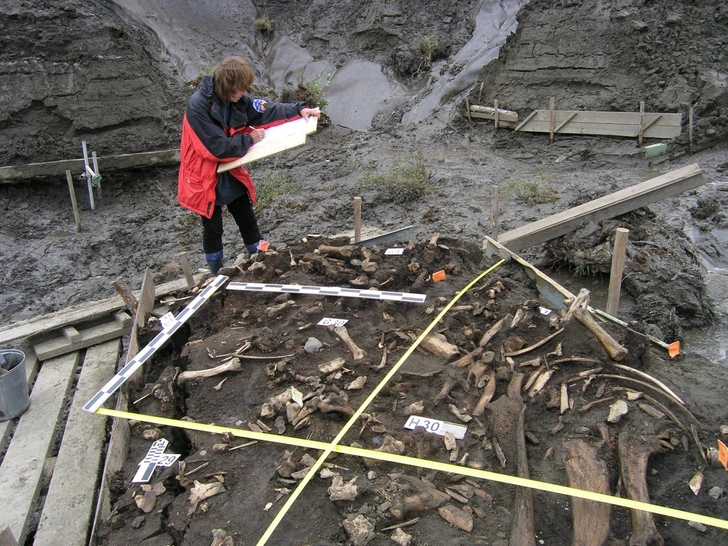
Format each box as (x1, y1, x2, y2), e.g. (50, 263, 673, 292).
(606, 228, 630, 316)
(491, 185, 499, 240)
(638, 101, 645, 148)
(689, 105, 694, 155)
(178, 252, 195, 289)
(465, 97, 472, 122)
(353, 196, 362, 243)
(478, 82, 484, 103)
(549, 97, 555, 143)
(493, 99, 499, 131)
(0, 524, 18, 546)
(65, 170, 81, 232)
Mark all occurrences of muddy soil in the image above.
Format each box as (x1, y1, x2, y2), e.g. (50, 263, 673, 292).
(94, 238, 728, 546)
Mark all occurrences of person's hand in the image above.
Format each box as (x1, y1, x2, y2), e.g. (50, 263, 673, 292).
(301, 107, 321, 121)
(250, 127, 265, 143)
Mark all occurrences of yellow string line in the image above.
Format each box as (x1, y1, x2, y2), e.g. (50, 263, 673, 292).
(97, 406, 728, 532)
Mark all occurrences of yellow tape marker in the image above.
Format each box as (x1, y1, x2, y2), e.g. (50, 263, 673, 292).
(98, 407, 728, 532)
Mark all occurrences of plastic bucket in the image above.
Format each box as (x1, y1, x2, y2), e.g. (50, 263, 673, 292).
(0, 349, 30, 421)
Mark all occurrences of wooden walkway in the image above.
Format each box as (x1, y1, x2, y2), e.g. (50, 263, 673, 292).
(0, 274, 202, 545)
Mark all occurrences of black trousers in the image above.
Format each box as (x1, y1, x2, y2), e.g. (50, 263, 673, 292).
(201, 193, 261, 254)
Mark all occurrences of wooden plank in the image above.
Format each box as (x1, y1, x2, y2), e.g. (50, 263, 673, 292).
(0, 353, 40, 456)
(0, 352, 80, 543)
(33, 312, 132, 361)
(34, 340, 121, 546)
(468, 111, 518, 128)
(496, 164, 704, 252)
(514, 110, 682, 139)
(0, 275, 203, 346)
(469, 104, 519, 123)
(0, 149, 180, 183)
(218, 116, 318, 173)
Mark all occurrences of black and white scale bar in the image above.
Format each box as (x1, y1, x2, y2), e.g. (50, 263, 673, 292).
(83, 275, 229, 413)
(227, 282, 426, 303)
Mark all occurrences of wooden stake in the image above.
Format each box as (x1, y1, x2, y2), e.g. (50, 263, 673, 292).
(353, 196, 361, 243)
(606, 228, 629, 316)
(65, 170, 81, 232)
(549, 97, 555, 143)
(0, 524, 18, 546)
(491, 185, 499, 240)
(638, 101, 645, 148)
(465, 97, 472, 122)
(689, 105, 694, 155)
(493, 99, 499, 131)
(178, 252, 195, 289)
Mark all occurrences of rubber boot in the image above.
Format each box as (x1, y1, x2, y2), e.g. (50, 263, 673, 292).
(205, 250, 224, 275)
(246, 240, 267, 255)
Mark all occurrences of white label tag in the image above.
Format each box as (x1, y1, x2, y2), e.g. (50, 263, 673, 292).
(160, 311, 176, 329)
(538, 306, 552, 316)
(385, 248, 405, 255)
(317, 317, 348, 327)
(403, 415, 467, 440)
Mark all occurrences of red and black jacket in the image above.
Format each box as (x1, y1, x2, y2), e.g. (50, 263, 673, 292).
(178, 75, 305, 218)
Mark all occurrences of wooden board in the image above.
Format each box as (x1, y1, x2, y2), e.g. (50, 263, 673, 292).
(32, 312, 132, 361)
(217, 116, 318, 173)
(0, 275, 202, 347)
(0, 351, 80, 543)
(33, 340, 121, 546)
(514, 110, 682, 139)
(495, 163, 704, 251)
(0, 149, 180, 183)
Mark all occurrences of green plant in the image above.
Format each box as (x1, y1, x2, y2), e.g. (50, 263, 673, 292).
(420, 35, 440, 62)
(357, 154, 433, 203)
(254, 16, 273, 35)
(254, 170, 302, 211)
(503, 176, 559, 205)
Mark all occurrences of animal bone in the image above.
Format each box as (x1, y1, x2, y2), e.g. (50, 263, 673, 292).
(177, 358, 242, 385)
(472, 371, 496, 416)
(478, 315, 510, 348)
(331, 326, 366, 361)
(618, 432, 665, 546)
(421, 332, 459, 359)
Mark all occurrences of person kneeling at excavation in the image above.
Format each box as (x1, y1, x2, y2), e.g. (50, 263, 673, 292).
(178, 56, 320, 274)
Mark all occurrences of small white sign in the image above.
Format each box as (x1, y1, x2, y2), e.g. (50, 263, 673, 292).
(160, 311, 176, 329)
(403, 415, 467, 440)
(539, 306, 552, 316)
(385, 248, 405, 255)
(317, 317, 348, 328)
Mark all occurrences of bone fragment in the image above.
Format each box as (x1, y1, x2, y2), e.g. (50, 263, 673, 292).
(510, 308, 525, 329)
(319, 357, 346, 374)
(448, 404, 472, 423)
(178, 358, 243, 385)
(389, 475, 450, 520)
(574, 307, 628, 361)
(450, 347, 483, 368)
(560, 382, 569, 414)
(563, 438, 611, 546)
(472, 371, 496, 416)
(611, 363, 685, 405)
(331, 325, 365, 361)
(211, 529, 234, 546)
(421, 332, 459, 359)
(318, 244, 356, 258)
(527, 369, 554, 398)
(402, 400, 424, 416)
(346, 375, 368, 390)
(328, 475, 359, 501)
(438, 504, 473, 532)
(478, 315, 510, 348)
(617, 433, 665, 546)
(504, 328, 565, 357)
